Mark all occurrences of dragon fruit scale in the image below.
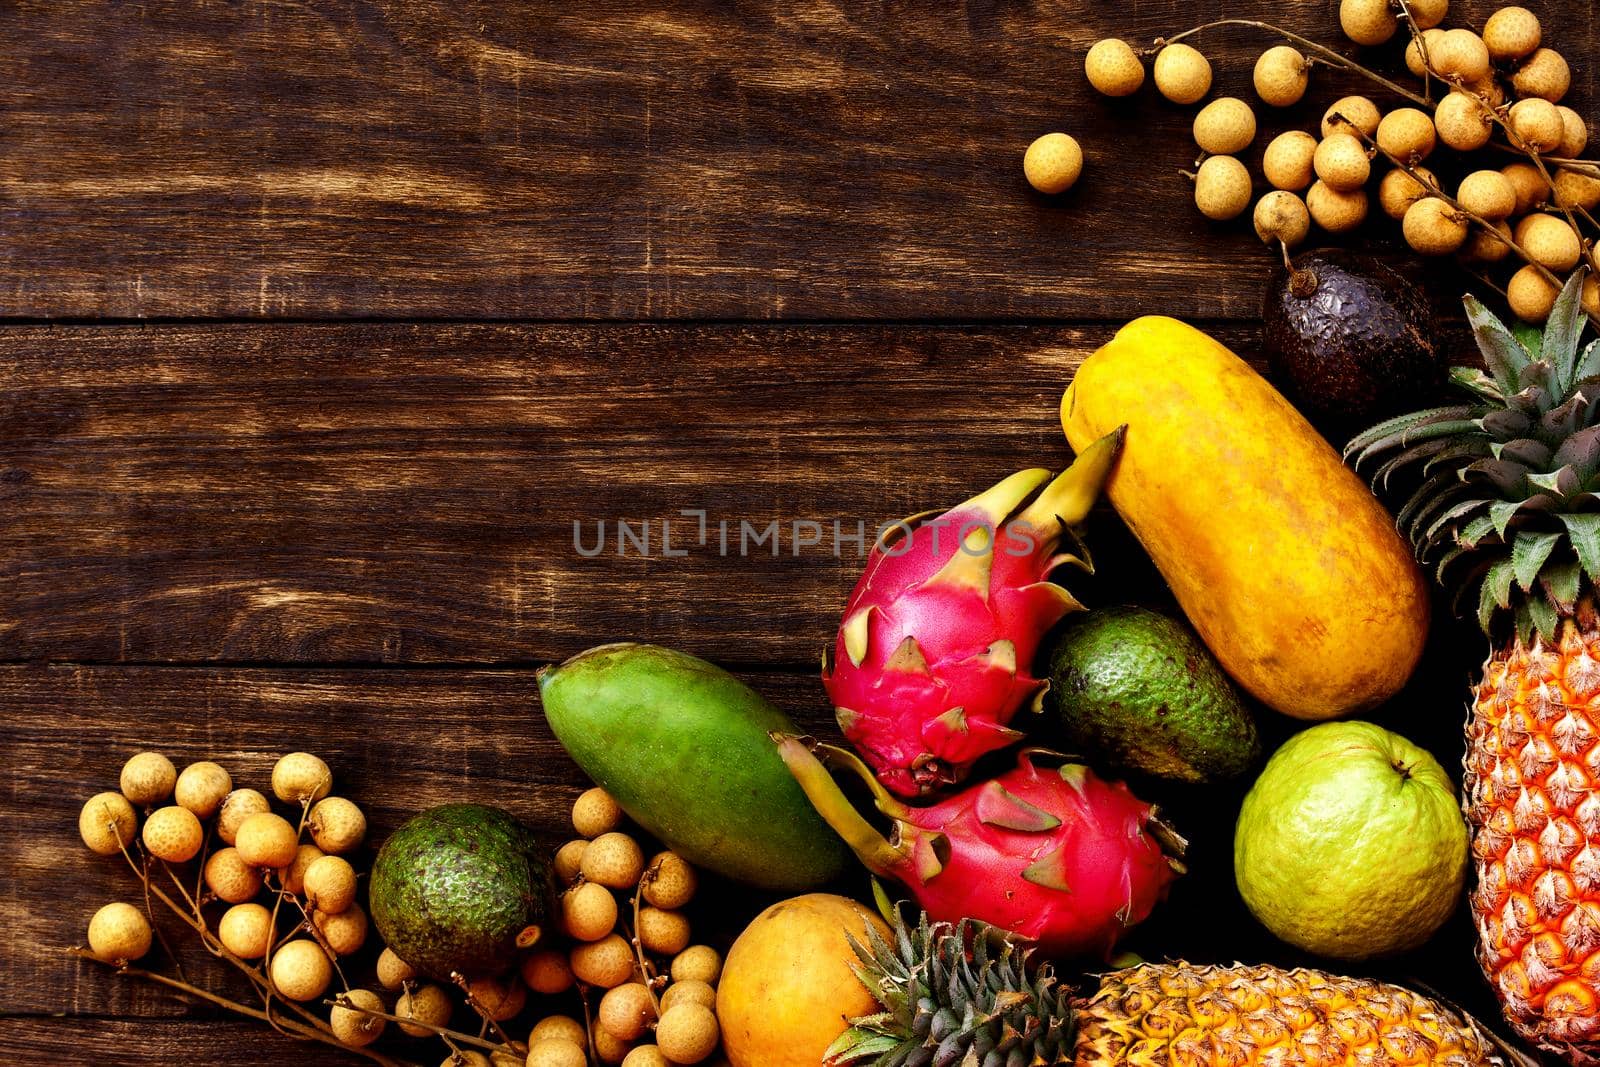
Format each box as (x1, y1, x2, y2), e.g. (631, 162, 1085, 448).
(824, 427, 1125, 796)
(774, 733, 1185, 958)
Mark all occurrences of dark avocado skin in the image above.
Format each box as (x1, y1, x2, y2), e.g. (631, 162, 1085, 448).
(369, 803, 550, 979)
(1045, 606, 1260, 783)
(1262, 249, 1442, 429)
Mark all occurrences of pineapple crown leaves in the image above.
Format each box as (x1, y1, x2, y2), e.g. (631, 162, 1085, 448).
(823, 908, 1076, 1067)
(1346, 270, 1600, 645)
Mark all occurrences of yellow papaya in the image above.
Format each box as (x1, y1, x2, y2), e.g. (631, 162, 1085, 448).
(1060, 316, 1428, 720)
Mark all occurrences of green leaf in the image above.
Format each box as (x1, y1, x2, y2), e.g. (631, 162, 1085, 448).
(1560, 513, 1600, 580)
(1344, 406, 1472, 459)
(1529, 594, 1559, 643)
(1511, 318, 1545, 361)
(1449, 366, 1505, 404)
(1478, 573, 1501, 634)
(1490, 499, 1530, 539)
(1459, 513, 1499, 549)
(1543, 270, 1589, 390)
(1513, 530, 1562, 591)
(1468, 293, 1533, 393)
(1489, 556, 1516, 608)
(1576, 339, 1600, 387)
(1543, 559, 1582, 612)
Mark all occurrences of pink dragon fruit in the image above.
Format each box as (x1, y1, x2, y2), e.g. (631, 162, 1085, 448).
(824, 428, 1124, 796)
(775, 734, 1184, 958)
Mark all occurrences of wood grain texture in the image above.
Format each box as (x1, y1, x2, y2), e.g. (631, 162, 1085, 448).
(0, 321, 1287, 667)
(4, 0, 1588, 321)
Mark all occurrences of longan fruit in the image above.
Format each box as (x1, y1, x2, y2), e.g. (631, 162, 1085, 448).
(1514, 48, 1570, 103)
(1510, 98, 1565, 153)
(1314, 134, 1371, 193)
(1458, 170, 1518, 220)
(1554, 167, 1600, 212)
(1193, 97, 1256, 156)
(308, 796, 366, 854)
(670, 945, 722, 986)
(1406, 29, 1446, 78)
(1406, 0, 1448, 30)
(87, 902, 152, 964)
(1584, 275, 1600, 318)
(655, 1002, 720, 1064)
(621, 1049, 670, 1067)
(204, 846, 264, 904)
(569, 934, 636, 989)
(377, 946, 418, 990)
(173, 761, 232, 819)
(661, 979, 717, 1013)
(142, 805, 204, 863)
(397, 981, 453, 1037)
(1485, 6, 1541, 62)
(218, 902, 273, 959)
(120, 752, 176, 807)
(643, 853, 697, 910)
(530, 1016, 587, 1046)
(1340, 0, 1397, 46)
(1557, 107, 1589, 158)
(1465, 75, 1508, 108)
(592, 1025, 633, 1066)
(1253, 46, 1308, 108)
(1403, 197, 1469, 255)
(330, 988, 386, 1048)
(1307, 181, 1369, 234)
(563, 880, 619, 941)
(1322, 96, 1381, 139)
(582, 832, 645, 889)
(1436, 91, 1493, 151)
(272, 752, 332, 804)
(283, 843, 325, 895)
(553, 840, 589, 885)
(1023, 132, 1083, 195)
(1376, 108, 1436, 162)
(304, 854, 358, 914)
(572, 788, 622, 839)
(216, 788, 270, 845)
(1517, 214, 1583, 271)
(1504, 162, 1548, 214)
(1153, 43, 1211, 105)
(1461, 220, 1515, 263)
(271, 938, 333, 1002)
(1263, 131, 1317, 192)
(637, 907, 692, 956)
(526, 1042, 587, 1067)
(599, 983, 658, 1042)
(235, 811, 299, 869)
(1509, 264, 1560, 323)
(80, 792, 139, 856)
(521, 948, 576, 994)
(1084, 39, 1145, 97)
(1379, 166, 1436, 220)
(1193, 155, 1251, 222)
(466, 975, 527, 1022)
(1432, 29, 1490, 83)
(313, 901, 368, 956)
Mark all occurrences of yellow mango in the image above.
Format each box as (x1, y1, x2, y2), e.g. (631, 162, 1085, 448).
(1061, 316, 1428, 720)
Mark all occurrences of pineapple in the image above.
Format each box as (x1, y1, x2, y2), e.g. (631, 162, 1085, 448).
(1347, 271, 1600, 1061)
(824, 911, 1522, 1066)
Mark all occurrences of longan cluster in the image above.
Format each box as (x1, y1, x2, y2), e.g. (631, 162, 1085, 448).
(521, 787, 724, 1066)
(1081, 5, 1599, 324)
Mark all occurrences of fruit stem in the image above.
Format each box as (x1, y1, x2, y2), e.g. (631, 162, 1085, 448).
(1014, 425, 1126, 533)
(628, 870, 665, 1018)
(322, 993, 511, 1056)
(70, 949, 419, 1067)
(450, 971, 524, 1053)
(1149, 20, 1429, 108)
(772, 733, 908, 877)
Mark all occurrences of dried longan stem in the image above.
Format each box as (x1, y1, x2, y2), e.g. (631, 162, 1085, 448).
(629, 868, 665, 1017)
(72, 950, 418, 1067)
(323, 996, 510, 1055)
(274, 882, 351, 994)
(1341, 116, 1600, 328)
(1150, 19, 1430, 108)
(191, 824, 213, 919)
(1392, 0, 1434, 105)
(260, 796, 318, 1022)
(118, 837, 189, 985)
(448, 970, 524, 1052)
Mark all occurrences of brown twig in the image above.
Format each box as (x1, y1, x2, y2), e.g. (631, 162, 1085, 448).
(449, 970, 524, 1053)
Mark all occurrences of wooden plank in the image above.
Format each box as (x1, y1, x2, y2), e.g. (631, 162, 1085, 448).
(0, 655, 1519, 1057)
(0, 1018, 341, 1066)
(0, 321, 1248, 667)
(6, 1, 1586, 321)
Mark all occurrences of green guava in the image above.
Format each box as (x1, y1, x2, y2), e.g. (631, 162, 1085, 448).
(1233, 720, 1467, 960)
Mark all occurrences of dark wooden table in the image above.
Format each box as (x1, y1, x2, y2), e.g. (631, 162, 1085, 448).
(4, 2, 1596, 1064)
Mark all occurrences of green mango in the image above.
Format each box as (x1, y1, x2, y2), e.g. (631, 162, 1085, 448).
(538, 643, 850, 891)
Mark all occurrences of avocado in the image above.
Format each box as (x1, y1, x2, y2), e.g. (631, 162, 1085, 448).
(1262, 249, 1442, 431)
(369, 803, 550, 979)
(538, 643, 851, 891)
(1044, 606, 1259, 783)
